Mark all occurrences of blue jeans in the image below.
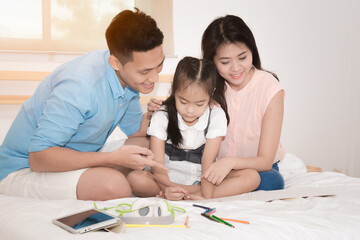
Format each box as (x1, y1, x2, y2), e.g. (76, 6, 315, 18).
(256, 162, 284, 191)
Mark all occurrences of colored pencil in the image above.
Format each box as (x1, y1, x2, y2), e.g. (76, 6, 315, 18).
(126, 224, 187, 228)
(220, 217, 250, 224)
(205, 208, 216, 215)
(146, 172, 190, 199)
(147, 172, 172, 187)
(184, 215, 189, 228)
(210, 215, 235, 228)
(201, 213, 217, 222)
(193, 204, 210, 210)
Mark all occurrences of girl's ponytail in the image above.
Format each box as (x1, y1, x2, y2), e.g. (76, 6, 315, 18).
(162, 95, 183, 147)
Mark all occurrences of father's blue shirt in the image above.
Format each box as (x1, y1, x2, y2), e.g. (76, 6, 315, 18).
(0, 50, 143, 181)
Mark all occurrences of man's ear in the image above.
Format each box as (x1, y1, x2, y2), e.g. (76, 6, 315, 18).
(108, 55, 121, 71)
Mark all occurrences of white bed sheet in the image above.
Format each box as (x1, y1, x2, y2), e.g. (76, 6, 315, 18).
(1, 154, 360, 240)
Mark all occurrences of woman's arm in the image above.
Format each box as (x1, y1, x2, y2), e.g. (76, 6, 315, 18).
(234, 90, 284, 171)
(203, 90, 284, 183)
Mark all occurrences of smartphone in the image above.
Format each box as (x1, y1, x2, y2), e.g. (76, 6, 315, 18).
(52, 208, 122, 234)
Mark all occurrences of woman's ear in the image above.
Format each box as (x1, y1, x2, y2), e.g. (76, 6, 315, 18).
(108, 55, 121, 71)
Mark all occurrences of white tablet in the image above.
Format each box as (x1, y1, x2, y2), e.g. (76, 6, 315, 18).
(52, 208, 122, 234)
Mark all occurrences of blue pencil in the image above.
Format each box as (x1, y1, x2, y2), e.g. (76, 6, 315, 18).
(193, 204, 210, 210)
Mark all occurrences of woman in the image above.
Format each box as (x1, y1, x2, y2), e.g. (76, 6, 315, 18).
(200, 15, 285, 191)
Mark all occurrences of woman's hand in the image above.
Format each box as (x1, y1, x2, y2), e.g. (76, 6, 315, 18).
(202, 157, 235, 185)
(146, 98, 163, 120)
(209, 99, 220, 109)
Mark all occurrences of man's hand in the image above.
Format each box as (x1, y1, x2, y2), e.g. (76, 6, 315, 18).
(113, 145, 169, 172)
(146, 98, 163, 120)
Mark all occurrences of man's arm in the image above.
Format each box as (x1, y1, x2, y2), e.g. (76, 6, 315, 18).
(29, 147, 111, 172)
(128, 113, 150, 138)
(130, 98, 163, 138)
(29, 144, 168, 173)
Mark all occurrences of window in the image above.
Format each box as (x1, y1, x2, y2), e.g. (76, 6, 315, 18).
(0, 0, 174, 55)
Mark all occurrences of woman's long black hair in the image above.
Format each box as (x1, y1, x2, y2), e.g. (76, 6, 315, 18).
(162, 56, 229, 148)
(201, 15, 279, 99)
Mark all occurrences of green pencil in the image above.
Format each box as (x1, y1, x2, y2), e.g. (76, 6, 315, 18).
(210, 215, 235, 228)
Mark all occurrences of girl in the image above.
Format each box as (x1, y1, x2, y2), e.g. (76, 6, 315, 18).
(127, 57, 260, 200)
(201, 15, 286, 191)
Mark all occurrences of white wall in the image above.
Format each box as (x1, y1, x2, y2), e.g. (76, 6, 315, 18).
(170, 0, 360, 177)
(1, 0, 359, 177)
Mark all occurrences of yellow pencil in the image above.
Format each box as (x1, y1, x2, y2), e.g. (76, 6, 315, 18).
(126, 224, 188, 228)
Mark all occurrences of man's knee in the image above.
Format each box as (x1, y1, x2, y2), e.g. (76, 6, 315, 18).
(77, 167, 132, 200)
(101, 174, 132, 199)
(127, 170, 149, 191)
(127, 170, 159, 197)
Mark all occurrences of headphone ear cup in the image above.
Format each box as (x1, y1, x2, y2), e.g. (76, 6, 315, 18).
(153, 200, 171, 217)
(131, 199, 155, 217)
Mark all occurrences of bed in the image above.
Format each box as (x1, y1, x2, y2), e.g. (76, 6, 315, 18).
(1, 151, 360, 240)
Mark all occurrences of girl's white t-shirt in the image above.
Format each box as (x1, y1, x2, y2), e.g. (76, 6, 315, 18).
(147, 105, 227, 149)
(147, 105, 227, 185)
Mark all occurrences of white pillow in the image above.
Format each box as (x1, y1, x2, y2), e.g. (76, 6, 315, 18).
(278, 153, 307, 176)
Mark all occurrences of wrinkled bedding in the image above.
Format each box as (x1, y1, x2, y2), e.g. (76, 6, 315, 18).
(1, 154, 360, 240)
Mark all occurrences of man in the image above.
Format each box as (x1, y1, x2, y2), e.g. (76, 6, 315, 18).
(0, 9, 168, 201)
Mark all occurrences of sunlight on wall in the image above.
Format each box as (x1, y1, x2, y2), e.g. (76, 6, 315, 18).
(51, 0, 134, 42)
(0, 0, 42, 39)
(0, 0, 134, 52)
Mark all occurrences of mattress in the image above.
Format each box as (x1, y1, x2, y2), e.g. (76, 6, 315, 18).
(1, 153, 360, 240)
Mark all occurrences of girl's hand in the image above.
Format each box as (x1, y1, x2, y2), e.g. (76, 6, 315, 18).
(156, 190, 165, 198)
(158, 189, 204, 200)
(202, 158, 235, 185)
(146, 98, 163, 120)
(162, 186, 189, 201)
